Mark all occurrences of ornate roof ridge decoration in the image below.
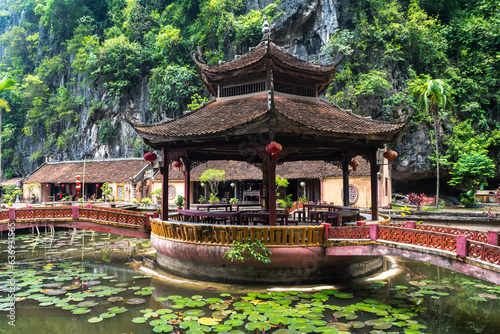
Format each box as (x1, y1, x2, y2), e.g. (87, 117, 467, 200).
(191, 40, 341, 75)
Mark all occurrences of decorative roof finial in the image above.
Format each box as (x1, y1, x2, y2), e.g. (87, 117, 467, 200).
(262, 17, 270, 35)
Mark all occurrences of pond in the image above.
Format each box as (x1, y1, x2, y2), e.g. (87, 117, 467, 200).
(0, 229, 499, 334)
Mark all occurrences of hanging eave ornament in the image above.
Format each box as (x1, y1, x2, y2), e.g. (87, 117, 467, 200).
(143, 152, 157, 166)
(173, 161, 183, 171)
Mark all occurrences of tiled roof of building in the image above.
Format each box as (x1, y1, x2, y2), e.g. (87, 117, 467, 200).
(192, 41, 337, 75)
(132, 93, 407, 143)
(24, 159, 150, 184)
(156, 158, 369, 181)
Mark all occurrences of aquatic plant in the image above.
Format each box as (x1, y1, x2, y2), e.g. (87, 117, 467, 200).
(224, 237, 271, 263)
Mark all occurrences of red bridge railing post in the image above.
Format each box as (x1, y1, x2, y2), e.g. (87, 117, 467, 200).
(8, 208, 15, 221)
(145, 213, 154, 229)
(456, 235, 468, 258)
(321, 223, 331, 240)
(72, 206, 79, 219)
(370, 223, 379, 241)
(487, 231, 498, 246)
(406, 221, 416, 229)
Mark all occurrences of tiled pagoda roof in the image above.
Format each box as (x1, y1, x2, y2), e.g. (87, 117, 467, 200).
(130, 92, 408, 146)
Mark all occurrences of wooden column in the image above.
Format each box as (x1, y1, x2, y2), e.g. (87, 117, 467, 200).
(262, 158, 269, 210)
(342, 156, 350, 207)
(161, 147, 169, 221)
(268, 157, 277, 226)
(370, 150, 379, 221)
(183, 159, 191, 209)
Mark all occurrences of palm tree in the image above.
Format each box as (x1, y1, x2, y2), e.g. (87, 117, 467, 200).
(411, 78, 454, 208)
(0, 76, 16, 181)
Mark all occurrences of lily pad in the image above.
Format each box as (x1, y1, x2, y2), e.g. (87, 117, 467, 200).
(72, 308, 91, 315)
(88, 317, 103, 323)
(100, 312, 116, 319)
(132, 317, 148, 323)
(126, 298, 146, 305)
(198, 317, 220, 326)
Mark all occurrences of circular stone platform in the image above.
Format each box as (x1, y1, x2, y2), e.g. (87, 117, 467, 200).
(151, 234, 383, 284)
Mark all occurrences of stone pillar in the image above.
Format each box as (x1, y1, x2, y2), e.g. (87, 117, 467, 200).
(456, 235, 468, 258)
(370, 223, 378, 241)
(72, 206, 79, 220)
(262, 158, 269, 210)
(487, 231, 498, 246)
(321, 223, 331, 240)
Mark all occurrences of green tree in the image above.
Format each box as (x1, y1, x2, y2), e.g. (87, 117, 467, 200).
(409, 77, 454, 208)
(200, 169, 226, 198)
(0, 76, 16, 180)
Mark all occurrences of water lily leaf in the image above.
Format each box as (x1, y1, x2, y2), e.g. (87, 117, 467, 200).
(187, 300, 206, 307)
(179, 320, 200, 329)
(135, 290, 152, 296)
(77, 301, 99, 308)
(211, 324, 233, 332)
(156, 297, 169, 302)
(198, 317, 220, 325)
(183, 309, 206, 317)
(88, 316, 103, 323)
(229, 313, 246, 320)
(126, 298, 146, 305)
(186, 325, 211, 334)
(72, 307, 91, 314)
(206, 297, 223, 304)
(314, 327, 340, 334)
(273, 330, 301, 334)
(288, 322, 316, 333)
(153, 324, 173, 333)
(132, 317, 148, 323)
(269, 316, 291, 325)
(248, 314, 267, 322)
(108, 306, 127, 313)
(224, 319, 244, 327)
(347, 321, 365, 329)
(334, 293, 354, 299)
(156, 308, 173, 315)
(245, 321, 271, 331)
(100, 312, 116, 319)
(160, 314, 178, 321)
(150, 319, 167, 327)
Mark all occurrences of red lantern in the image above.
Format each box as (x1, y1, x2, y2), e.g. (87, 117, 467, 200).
(349, 159, 360, 171)
(144, 152, 157, 162)
(76, 185, 81, 190)
(46, 184, 50, 188)
(76, 175, 81, 181)
(266, 141, 282, 161)
(96, 184, 99, 188)
(173, 161, 183, 171)
(383, 150, 398, 164)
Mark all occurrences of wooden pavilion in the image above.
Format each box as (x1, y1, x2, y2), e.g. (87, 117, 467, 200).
(129, 33, 410, 224)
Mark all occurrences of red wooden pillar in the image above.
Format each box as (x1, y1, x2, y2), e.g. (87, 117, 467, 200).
(183, 159, 191, 209)
(161, 147, 169, 221)
(370, 149, 379, 221)
(342, 155, 350, 207)
(268, 158, 277, 226)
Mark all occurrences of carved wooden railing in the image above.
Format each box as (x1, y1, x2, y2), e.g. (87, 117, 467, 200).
(327, 223, 500, 268)
(391, 222, 489, 243)
(0, 206, 151, 229)
(150, 219, 324, 247)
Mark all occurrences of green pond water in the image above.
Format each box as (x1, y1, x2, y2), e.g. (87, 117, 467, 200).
(0, 229, 499, 334)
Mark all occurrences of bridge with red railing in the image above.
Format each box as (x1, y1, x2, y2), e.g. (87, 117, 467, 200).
(2, 206, 500, 283)
(0, 206, 152, 239)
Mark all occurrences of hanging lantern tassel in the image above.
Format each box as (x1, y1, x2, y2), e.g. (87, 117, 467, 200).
(349, 158, 360, 171)
(383, 150, 398, 164)
(266, 141, 282, 161)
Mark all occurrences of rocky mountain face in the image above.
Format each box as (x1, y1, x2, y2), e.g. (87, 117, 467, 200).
(7, 0, 433, 185)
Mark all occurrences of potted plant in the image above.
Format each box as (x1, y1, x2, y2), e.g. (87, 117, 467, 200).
(198, 195, 206, 204)
(141, 197, 153, 208)
(175, 195, 186, 211)
(101, 182, 112, 202)
(151, 189, 162, 204)
(208, 193, 219, 205)
(229, 197, 238, 209)
(277, 194, 294, 214)
(200, 169, 225, 204)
